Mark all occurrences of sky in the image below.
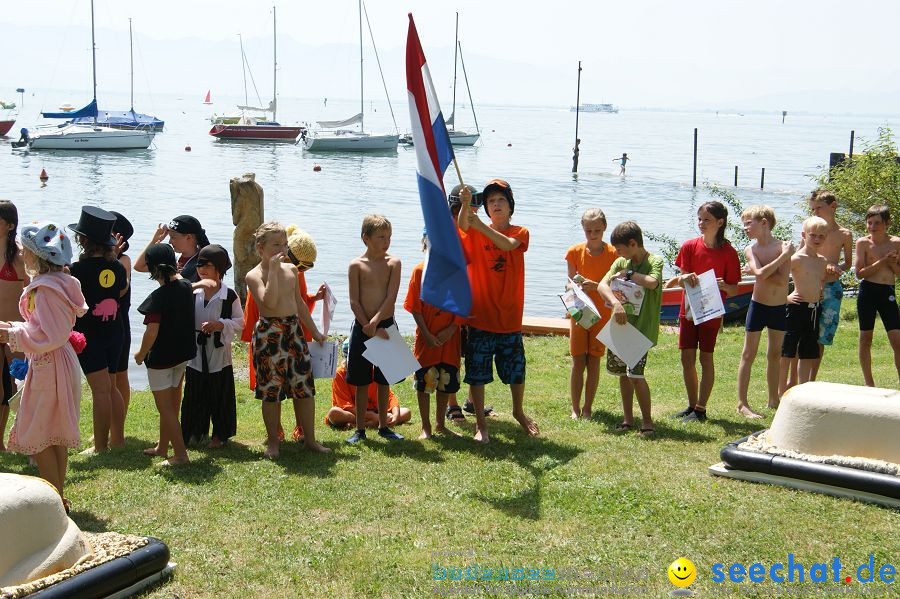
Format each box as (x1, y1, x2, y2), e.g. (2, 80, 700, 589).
(2, 0, 899, 113)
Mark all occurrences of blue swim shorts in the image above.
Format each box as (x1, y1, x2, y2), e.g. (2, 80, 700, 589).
(463, 327, 526, 385)
(818, 281, 843, 346)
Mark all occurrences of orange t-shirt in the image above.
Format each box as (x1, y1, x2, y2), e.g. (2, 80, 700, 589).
(241, 271, 318, 389)
(461, 225, 529, 333)
(403, 261, 463, 367)
(331, 365, 398, 411)
(564, 241, 618, 322)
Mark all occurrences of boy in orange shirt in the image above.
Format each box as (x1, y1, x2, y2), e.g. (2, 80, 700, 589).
(404, 233, 465, 439)
(565, 208, 617, 420)
(457, 179, 538, 443)
(326, 340, 410, 428)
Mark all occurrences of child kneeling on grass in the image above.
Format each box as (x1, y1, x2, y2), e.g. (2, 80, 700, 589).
(596, 221, 663, 437)
(135, 243, 196, 466)
(326, 340, 410, 429)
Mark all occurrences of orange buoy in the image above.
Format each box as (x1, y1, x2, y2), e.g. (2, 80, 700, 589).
(39, 168, 49, 181)
(313, 164, 322, 172)
(184, 145, 192, 152)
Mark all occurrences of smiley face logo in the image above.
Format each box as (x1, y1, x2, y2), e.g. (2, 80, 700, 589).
(668, 558, 696, 587)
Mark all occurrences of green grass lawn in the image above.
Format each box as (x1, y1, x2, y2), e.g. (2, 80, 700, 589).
(1, 307, 898, 598)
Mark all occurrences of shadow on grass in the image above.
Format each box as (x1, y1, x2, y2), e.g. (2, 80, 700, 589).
(154, 456, 223, 484)
(271, 440, 361, 479)
(459, 419, 583, 521)
(589, 409, 717, 443)
(69, 509, 111, 533)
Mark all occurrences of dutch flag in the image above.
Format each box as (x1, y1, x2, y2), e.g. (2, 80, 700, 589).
(406, 13, 471, 317)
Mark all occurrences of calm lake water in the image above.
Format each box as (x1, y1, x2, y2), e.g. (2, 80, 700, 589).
(2, 91, 896, 386)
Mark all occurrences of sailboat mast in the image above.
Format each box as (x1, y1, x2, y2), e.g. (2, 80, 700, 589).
(129, 18, 134, 111)
(239, 34, 248, 106)
(272, 6, 277, 122)
(91, 0, 97, 124)
(451, 12, 458, 132)
(358, 0, 364, 133)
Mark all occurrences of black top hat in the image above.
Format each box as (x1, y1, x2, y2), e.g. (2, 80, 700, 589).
(68, 206, 117, 246)
(109, 211, 134, 241)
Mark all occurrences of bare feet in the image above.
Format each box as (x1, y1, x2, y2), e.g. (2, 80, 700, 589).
(474, 428, 490, 444)
(263, 439, 280, 459)
(434, 425, 462, 437)
(142, 446, 166, 457)
(81, 446, 109, 456)
(159, 456, 189, 467)
(207, 437, 224, 449)
(580, 409, 592, 420)
(514, 412, 540, 437)
(418, 428, 432, 440)
(738, 405, 764, 419)
(767, 400, 780, 409)
(570, 410, 580, 420)
(304, 440, 331, 453)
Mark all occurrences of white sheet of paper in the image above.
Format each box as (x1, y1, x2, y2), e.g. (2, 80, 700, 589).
(308, 340, 338, 379)
(683, 269, 726, 325)
(362, 323, 420, 384)
(320, 282, 337, 336)
(568, 278, 603, 318)
(596, 320, 654, 370)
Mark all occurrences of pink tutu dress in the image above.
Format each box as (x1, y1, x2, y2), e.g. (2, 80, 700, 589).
(7, 271, 88, 455)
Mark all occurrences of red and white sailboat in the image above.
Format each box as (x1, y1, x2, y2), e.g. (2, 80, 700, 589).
(209, 7, 303, 142)
(203, 90, 212, 104)
(0, 99, 16, 136)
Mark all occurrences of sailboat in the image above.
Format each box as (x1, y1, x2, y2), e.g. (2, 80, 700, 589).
(209, 7, 303, 142)
(302, 0, 399, 152)
(400, 13, 480, 147)
(73, 19, 164, 131)
(0, 100, 15, 137)
(203, 90, 212, 105)
(446, 13, 480, 146)
(20, 0, 155, 150)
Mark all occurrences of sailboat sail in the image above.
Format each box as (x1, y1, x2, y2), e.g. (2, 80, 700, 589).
(237, 99, 276, 113)
(316, 113, 363, 128)
(42, 99, 99, 119)
(204, 90, 212, 103)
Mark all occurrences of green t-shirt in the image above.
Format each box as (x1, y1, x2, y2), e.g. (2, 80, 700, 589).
(602, 253, 664, 346)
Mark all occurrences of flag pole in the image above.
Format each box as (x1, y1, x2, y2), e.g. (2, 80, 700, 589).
(452, 157, 465, 186)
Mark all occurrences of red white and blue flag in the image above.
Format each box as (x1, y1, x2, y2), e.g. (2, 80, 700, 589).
(406, 13, 471, 317)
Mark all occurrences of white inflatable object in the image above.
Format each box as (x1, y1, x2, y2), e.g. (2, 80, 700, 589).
(767, 382, 900, 464)
(0, 473, 92, 587)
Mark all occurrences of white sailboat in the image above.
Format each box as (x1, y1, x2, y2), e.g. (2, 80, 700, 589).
(23, 0, 154, 150)
(303, 0, 398, 152)
(447, 13, 480, 146)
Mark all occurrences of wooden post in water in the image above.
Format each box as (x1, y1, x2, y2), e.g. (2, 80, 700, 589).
(692, 128, 698, 187)
(849, 130, 855, 160)
(782, 110, 787, 124)
(734, 165, 738, 187)
(572, 61, 582, 173)
(760, 168, 765, 190)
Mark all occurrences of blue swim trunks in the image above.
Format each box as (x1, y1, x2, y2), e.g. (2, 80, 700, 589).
(463, 327, 526, 385)
(818, 280, 843, 346)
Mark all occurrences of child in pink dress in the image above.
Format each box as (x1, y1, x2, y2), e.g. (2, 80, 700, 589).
(0, 222, 87, 510)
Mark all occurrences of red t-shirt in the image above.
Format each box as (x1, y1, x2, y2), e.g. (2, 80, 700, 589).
(461, 225, 529, 333)
(403, 262, 463, 367)
(674, 237, 741, 318)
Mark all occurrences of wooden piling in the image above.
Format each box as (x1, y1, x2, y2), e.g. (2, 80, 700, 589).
(760, 168, 765, 190)
(849, 130, 855, 160)
(692, 128, 698, 187)
(734, 165, 738, 187)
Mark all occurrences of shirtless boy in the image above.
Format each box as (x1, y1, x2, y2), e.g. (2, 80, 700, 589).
(855, 205, 900, 387)
(737, 206, 793, 414)
(801, 190, 853, 380)
(245, 222, 329, 458)
(779, 216, 828, 394)
(345, 215, 404, 444)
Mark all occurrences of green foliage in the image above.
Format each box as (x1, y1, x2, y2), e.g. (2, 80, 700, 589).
(647, 183, 796, 272)
(816, 126, 900, 237)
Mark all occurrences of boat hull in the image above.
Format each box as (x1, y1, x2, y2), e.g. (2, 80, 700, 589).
(28, 124, 154, 150)
(660, 278, 755, 324)
(303, 132, 399, 152)
(449, 131, 479, 146)
(0, 120, 14, 136)
(209, 124, 302, 141)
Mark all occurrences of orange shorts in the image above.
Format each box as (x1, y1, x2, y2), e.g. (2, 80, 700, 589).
(569, 319, 606, 357)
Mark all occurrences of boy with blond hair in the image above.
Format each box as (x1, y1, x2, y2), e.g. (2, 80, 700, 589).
(245, 222, 328, 458)
(855, 205, 900, 386)
(596, 221, 663, 437)
(345, 214, 404, 444)
(779, 216, 828, 394)
(565, 208, 617, 420)
(737, 205, 793, 414)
